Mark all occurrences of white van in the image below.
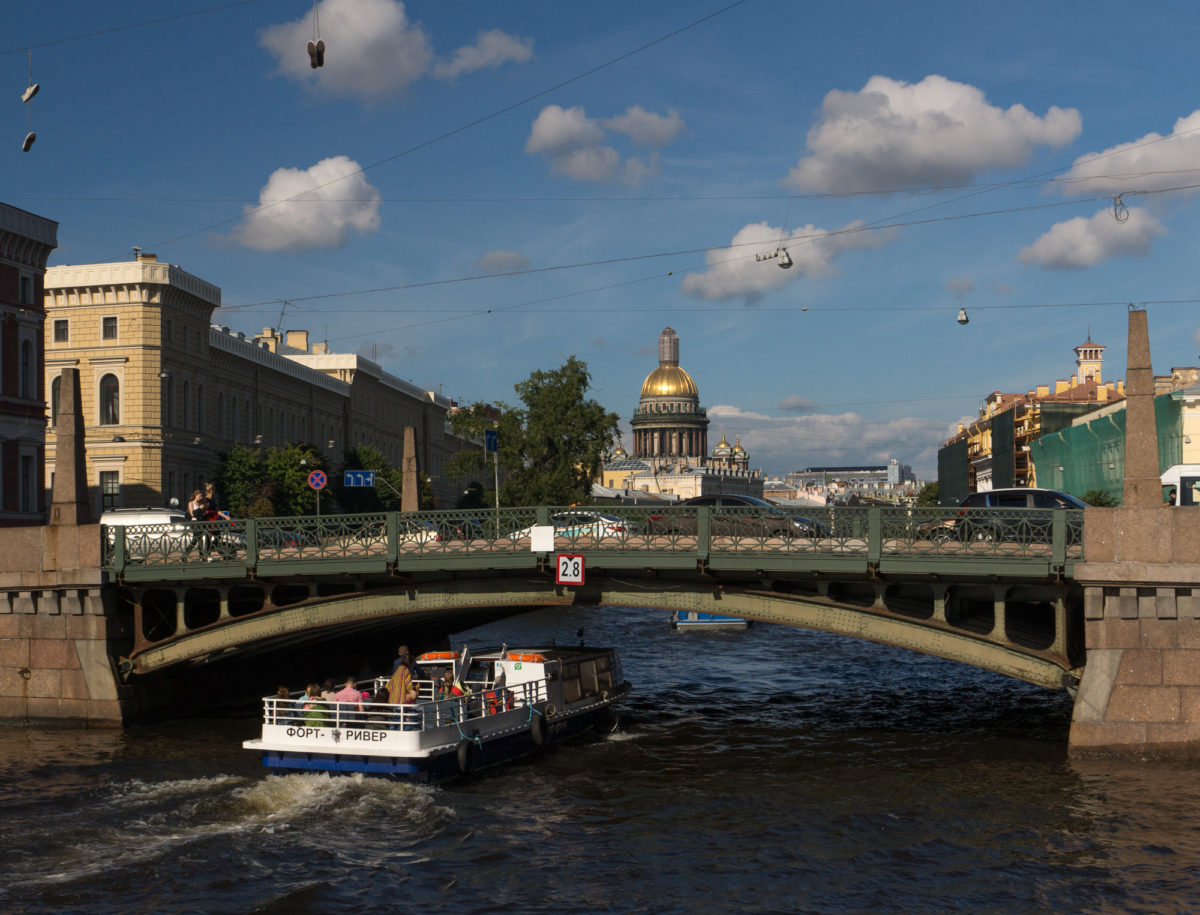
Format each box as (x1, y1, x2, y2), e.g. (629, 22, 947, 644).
(100, 506, 189, 558)
(1161, 465, 1200, 506)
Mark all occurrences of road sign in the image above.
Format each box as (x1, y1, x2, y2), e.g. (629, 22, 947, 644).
(485, 429, 498, 453)
(343, 469, 376, 487)
(307, 469, 327, 490)
(556, 553, 585, 586)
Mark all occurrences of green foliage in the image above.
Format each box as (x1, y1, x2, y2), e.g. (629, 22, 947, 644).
(216, 442, 329, 517)
(216, 445, 268, 518)
(448, 357, 619, 507)
(331, 445, 405, 513)
(1082, 488, 1120, 507)
(915, 481, 940, 506)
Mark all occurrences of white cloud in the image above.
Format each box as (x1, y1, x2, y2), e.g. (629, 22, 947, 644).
(680, 220, 895, 302)
(779, 395, 819, 413)
(259, 0, 432, 100)
(474, 250, 531, 273)
(706, 404, 947, 477)
(260, 1, 532, 100)
(1017, 206, 1165, 270)
(525, 104, 680, 185)
(1057, 110, 1200, 194)
(946, 276, 973, 298)
(433, 28, 533, 79)
(604, 106, 686, 146)
(785, 74, 1081, 191)
(229, 156, 382, 252)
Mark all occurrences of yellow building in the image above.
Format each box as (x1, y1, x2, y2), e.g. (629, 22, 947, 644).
(44, 254, 465, 514)
(945, 336, 1126, 493)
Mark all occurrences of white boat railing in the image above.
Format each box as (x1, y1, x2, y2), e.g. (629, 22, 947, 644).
(260, 677, 549, 732)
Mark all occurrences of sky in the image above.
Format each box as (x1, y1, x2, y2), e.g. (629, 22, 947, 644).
(6, 0, 1200, 479)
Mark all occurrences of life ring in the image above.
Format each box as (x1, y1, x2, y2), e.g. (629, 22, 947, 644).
(418, 651, 458, 662)
(506, 652, 546, 663)
(455, 738, 475, 775)
(544, 703, 557, 719)
(530, 713, 548, 747)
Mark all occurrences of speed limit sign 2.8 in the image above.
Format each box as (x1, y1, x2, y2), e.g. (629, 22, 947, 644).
(556, 554, 585, 585)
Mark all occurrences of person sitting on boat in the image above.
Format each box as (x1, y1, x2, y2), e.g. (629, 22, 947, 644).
(332, 676, 365, 725)
(386, 662, 418, 730)
(300, 683, 331, 727)
(273, 685, 294, 723)
(436, 670, 466, 700)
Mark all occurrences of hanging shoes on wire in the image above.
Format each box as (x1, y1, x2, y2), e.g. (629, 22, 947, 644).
(21, 50, 37, 152)
(307, 2, 325, 68)
(307, 38, 325, 69)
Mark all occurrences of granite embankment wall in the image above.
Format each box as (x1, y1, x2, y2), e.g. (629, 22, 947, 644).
(1070, 506, 1200, 758)
(0, 523, 123, 725)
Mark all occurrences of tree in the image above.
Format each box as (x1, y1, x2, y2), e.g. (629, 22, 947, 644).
(331, 445, 405, 514)
(216, 444, 268, 518)
(1082, 488, 1120, 507)
(915, 481, 940, 506)
(447, 357, 619, 506)
(216, 442, 328, 517)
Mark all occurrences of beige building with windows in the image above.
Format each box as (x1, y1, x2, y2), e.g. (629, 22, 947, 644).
(43, 254, 467, 514)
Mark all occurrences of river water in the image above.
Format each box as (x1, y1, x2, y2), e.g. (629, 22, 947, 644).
(2, 606, 1199, 914)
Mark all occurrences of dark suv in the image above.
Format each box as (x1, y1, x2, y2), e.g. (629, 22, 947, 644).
(952, 487, 1086, 543)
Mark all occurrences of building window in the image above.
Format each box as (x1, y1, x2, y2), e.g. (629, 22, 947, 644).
(19, 456, 36, 513)
(165, 318, 173, 346)
(99, 373, 120, 425)
(182, 381, 190, 429)
(218, 393, 226, 438)
(53, 320, 68, 343)
(50, 376, 60, 427)
(19, 340, 34, 398)
(100, 470, 120, 511)
(162, 376, 175, 426)
(197, 385, 205, 434)
(102, 316, 117, 340)
(19, 275, 33, 305)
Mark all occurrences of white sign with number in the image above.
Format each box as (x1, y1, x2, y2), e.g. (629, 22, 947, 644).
(556, 553, 585, 586)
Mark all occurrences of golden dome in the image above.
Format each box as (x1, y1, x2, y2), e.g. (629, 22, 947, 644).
(640, 365, 699, 398)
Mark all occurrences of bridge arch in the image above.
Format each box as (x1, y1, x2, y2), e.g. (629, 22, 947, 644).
(121, 571, 1083, 692)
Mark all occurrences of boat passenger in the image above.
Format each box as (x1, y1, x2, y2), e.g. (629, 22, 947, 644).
(332, 676, 365, 726)
(273, 685, 293, 723)
(386, 661, 417, 706)
(320, 678, 338, 702)
(300, 683, 331, 727)
(364, 687, 390, 730)
(390, 644, 411, 674)
(436, 671, 465, 700)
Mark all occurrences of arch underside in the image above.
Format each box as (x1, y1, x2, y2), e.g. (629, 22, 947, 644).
(127, 574, 1077, 690)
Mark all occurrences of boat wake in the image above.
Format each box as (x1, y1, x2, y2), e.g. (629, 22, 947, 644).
(1, 773, 446, 889)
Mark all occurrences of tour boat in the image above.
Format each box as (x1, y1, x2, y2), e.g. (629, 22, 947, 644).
(242, 645, 630, 782)
(670, 611, 750, 631)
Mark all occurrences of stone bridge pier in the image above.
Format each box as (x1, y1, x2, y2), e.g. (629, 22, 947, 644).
(1068, 309, 1200, 758)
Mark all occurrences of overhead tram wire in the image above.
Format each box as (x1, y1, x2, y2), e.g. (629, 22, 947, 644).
(0, 0, 269, 55)
(134, 0, 753, 252)
(218, 189, 1135, 313)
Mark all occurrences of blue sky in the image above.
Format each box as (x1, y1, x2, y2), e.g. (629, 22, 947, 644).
(6, 0, 1200, 478)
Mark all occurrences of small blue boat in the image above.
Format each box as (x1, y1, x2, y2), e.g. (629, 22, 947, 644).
(670, 611, 749, 631)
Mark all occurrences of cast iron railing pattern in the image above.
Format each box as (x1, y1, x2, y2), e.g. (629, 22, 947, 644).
(101, 504, 1083, 578)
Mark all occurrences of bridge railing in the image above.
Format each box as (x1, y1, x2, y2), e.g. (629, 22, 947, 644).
(101, 504, 1083, 576)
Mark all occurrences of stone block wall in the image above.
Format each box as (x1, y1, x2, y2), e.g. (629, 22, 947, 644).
(0, 524, 123, 725)
(1070, 506, 1200, 757)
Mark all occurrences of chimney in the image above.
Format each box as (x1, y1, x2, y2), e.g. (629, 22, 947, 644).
(136, 252, 158, 262)
(286, 329, 310, 352)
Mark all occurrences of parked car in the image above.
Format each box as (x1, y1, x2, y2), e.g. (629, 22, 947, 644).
(943, 488, 1086, 543)
(648, 494, 829, 539)
(508, 510, 634, 540)
(100, 507, 189, 558)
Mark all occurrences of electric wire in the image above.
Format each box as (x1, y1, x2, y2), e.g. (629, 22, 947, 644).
(1, 0, 269, 55)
